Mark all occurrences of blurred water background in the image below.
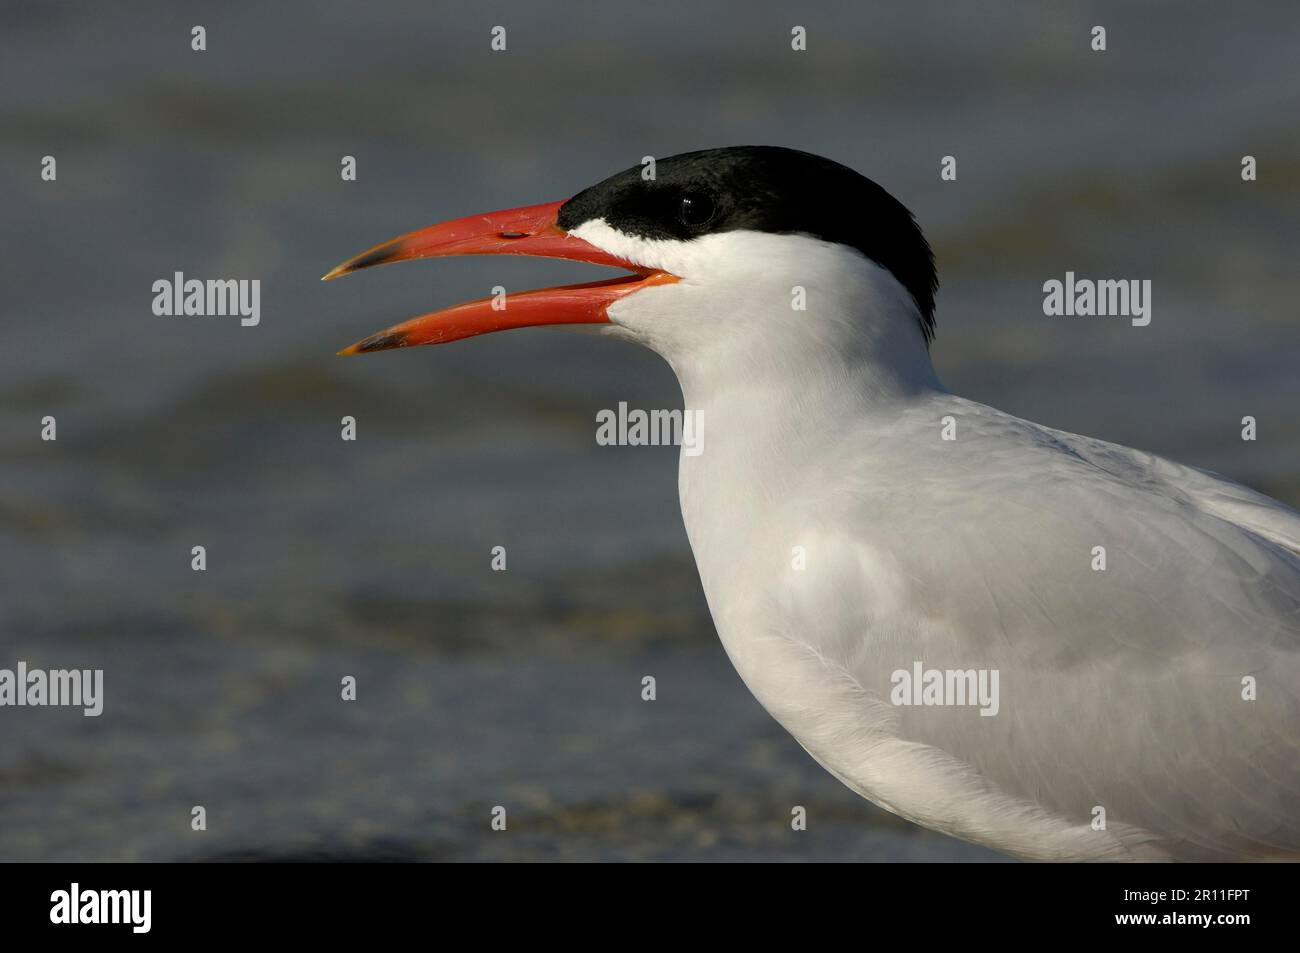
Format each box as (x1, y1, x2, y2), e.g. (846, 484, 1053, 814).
(1, 1, 1297, 861)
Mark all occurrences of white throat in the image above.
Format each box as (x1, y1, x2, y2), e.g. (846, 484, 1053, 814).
(573, 223, 943, 445)
(571, 225, 946, 590)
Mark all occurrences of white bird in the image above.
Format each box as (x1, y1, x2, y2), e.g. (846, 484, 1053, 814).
(325, 146, 1300, 862)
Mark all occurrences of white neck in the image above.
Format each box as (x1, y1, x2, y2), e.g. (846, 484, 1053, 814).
(585, 227, 944, 561)
(669, 274, 941, 423)
(653, 254, 944, 584)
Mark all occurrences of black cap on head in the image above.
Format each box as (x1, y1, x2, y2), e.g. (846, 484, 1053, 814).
(558, 146, 938, 344)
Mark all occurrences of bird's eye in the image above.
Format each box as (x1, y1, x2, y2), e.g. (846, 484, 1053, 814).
(677, 193, 716, 228)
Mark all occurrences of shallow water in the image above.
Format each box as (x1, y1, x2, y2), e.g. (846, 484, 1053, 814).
(1, 1, 1297, 861)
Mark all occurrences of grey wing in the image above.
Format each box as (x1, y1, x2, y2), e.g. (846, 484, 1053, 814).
(953, 424, 1297, 859)
(826, 410, 1300, 860)
(1056, 426, 1300, 560)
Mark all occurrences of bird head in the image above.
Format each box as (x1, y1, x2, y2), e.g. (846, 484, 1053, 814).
(325, 146, 937, 370)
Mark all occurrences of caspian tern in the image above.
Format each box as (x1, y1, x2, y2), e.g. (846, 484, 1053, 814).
(325, 146, 1299, 862)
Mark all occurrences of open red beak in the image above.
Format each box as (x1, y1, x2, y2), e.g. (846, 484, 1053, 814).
(323, 200, 677, 354)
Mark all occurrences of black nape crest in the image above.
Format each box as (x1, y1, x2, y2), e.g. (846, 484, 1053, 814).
(557, 146, 938, 345)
